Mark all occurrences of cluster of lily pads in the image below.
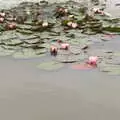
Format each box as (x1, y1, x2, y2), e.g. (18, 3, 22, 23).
(0, 1, 119, 75)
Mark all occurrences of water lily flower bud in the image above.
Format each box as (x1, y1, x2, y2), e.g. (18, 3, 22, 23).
(57, 39, 63, 43)
(0, 17, 4, 23)
(61, 43, 69, 50)
(87, 56, 98, 66)
(71, 22, 78, 28)
(50, 46, 58, 56)
(42, 21, 48, 27)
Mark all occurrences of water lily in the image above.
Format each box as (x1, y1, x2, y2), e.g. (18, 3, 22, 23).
(0, 12, 5, 17)
(57, 7, 68, 14)
(67, 21, 72, 26)
(87, 56, 98, 66)
(60, 43, 69, 50)
(42, 21, 48, 27)
(57, 39, 63, 43)
(91, 7, 103, 14)
(6, 22, 16, 30)
(50, 46, 58, 56)
(64, 8, 68, 13)
(71, 22, 78, 28)
(0, 17, 4, 23)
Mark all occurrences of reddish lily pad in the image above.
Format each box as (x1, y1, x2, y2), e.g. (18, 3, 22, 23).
(71, 63, 96, 70)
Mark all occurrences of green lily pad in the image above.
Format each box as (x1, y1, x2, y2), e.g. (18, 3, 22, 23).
(13, 48, 46, 59)
(1, 44, 21, 51)
(99, 63, 120, 75)
(1, 39, 23, 46)
(103, 26, 120, 33)
(0, 24, 5, 32)
(24, 38, 41, 44)
(40, 32, 52, 39)
(16, 29, 33, 34)
(69, 45, 81, 54)
(56, 54, 80, 63)
(37, 61, 64, 71)
(17, 24, 32, 30)
(0, 31, 18, 40)
(0, 46, 15, 56)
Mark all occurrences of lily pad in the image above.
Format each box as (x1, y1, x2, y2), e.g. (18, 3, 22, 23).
(16, 29, 33, 34)
(103, 26, 120, 33)
(13, 48, 46, 59)
(0, 31, 18, 40)
(0, 46, 15, 56)
(71, 63, 96, 70)
(0, 24, 5, 32)
(69, 45, 81, 54)
(56, 54, 80, 63)
(1, 39, 23, 46)
(17, 24, 32, 30)
(37, 61, 64, 71)
(99, 63, 120, 75)
(24, 38, 41, 44)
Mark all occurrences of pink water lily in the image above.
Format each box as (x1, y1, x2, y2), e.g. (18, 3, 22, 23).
(6, 22, 16, 30)
(0, 17, 4, 23)
(87, 56, 98, 66)
(60, 43, 69, 50)
(0, 12, 5, 17)
(50, 46, 58, 56)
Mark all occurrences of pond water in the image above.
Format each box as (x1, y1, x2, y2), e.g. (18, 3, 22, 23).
(0, 0, 120, 120)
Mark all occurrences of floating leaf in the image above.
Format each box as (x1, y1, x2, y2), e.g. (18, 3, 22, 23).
(103, 26, 120, 33)
(1, 39, 23, 46)
(16, 29, 33, 34)
(71, 63, 96, 70)
(37, 61, 64, 71)
(69, 45, 81, 54)
(0, 46, 15, 56)
(98, 62, 120, 75)
(56, 54, 80, 63)
(13, 48, 46, 59)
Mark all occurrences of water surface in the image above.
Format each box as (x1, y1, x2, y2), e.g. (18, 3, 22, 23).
(0, 0, 120, 120)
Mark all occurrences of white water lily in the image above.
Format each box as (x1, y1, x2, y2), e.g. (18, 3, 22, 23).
(42, 21, 48, 27)
(67, 21, 72, 26)
(71, 22, 78, 28)
(64, 8, 68, 13)
(91, 7, 99, 12)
